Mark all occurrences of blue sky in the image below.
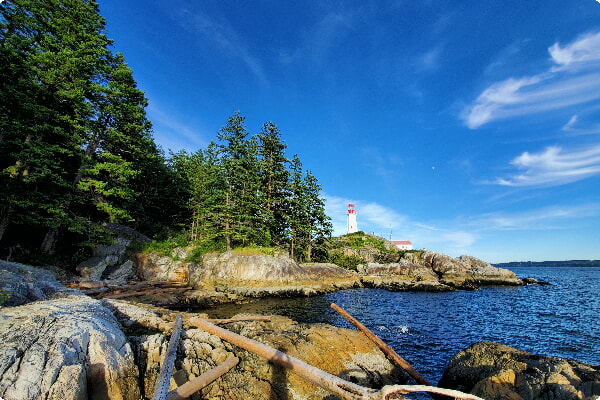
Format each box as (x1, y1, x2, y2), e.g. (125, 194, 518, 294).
(98, 0, 600, 263)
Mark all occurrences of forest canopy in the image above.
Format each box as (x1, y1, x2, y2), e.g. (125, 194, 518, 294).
(0, 0, 332, 266)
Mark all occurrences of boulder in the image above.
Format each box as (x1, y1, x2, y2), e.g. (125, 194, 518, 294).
(439, 341, 600, 400)
(77, 223, 150, 283)
(420, 251, 523, 288)
(0, 261, 75, 306)
(0, 295, 141, 400)
(132, 251, 191, 283)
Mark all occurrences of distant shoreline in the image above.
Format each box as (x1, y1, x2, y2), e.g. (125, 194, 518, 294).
(494, 260, 600, 268)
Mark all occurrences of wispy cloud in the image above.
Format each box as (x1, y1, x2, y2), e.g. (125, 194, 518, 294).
(147, 103, 209, 152)
(173, 7, 267, 84)
(462, 31, 600, 129)
(467, 203, 600, 231)
(491, 144, 600, 187)
(414, 45, 443, 73)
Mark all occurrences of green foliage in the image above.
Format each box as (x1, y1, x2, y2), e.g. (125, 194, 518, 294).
(0, 289, 10, 306)
(142, 231, 189, 256)
(0, 0, 180, 260)
(232, 246, 276, 256)
(169, 113, 332, 263)
(327, 252, 365, 271)
(333, 232, 394, 253)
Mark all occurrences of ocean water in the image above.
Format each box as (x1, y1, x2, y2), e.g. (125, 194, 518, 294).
(199, 266, 600, 387)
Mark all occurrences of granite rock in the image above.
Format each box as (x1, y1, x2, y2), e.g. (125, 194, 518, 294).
(0, 295, 141, 400)
(439, 341, 600, 400)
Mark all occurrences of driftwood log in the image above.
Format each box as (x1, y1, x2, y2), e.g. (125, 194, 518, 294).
(166, 356, 239, 400)
(188, 317, 484, 400)
(152, 314, 183, 400)
(331, 304, 431, 385)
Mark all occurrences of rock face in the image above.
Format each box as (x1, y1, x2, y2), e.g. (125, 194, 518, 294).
(0, 294, 405, 400)
(439, 341, 600, 400)
(0, 295, 141, 400)
(76, 223, 150, 284)
(356, 251, 522, 292)
(0, 261, 76, 306)
(105, 299, 406, 400)
(129, 248, 522, 304)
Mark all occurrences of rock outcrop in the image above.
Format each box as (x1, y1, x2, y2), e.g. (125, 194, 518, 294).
(356, 251, 522, 292)
(76, 223, 150, 284)
(0, 294, 405, 400)
(131, 248, 522, 303)
(106, 299, 406, 400)
(0, 261, 76, 306)
(439, 341, 600, 400)
(0, 295, 141, 400)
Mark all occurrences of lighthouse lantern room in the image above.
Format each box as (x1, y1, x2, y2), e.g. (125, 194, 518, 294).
(347, 204, 358, 234)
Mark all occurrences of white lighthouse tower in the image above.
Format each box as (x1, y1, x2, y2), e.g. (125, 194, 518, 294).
(347, 204, 358, 234)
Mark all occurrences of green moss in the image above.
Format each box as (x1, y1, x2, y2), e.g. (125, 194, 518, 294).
(0, 289, 10, 306)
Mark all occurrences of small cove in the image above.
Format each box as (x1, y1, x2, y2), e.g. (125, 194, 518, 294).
(197, 266, 600, 385)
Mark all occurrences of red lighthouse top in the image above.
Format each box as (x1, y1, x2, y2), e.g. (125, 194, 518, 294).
(347, 204, 356, 214)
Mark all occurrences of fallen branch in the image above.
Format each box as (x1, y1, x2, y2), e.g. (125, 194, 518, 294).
(152, 314, 183, 400)
(189, 317, 378, 400)
(207, 316, 272, 324)
(166, 357, 239, 400)
(188, 317, 483, 400)
(330, 303, 431, 386)
(102, 286, 191, 299)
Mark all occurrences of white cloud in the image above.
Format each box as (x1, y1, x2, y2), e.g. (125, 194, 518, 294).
(467, 203, 600, 231)
(323, 194, 477, 253)
(462, 31, 600, 129)
(415, 45, 443, 73)
(549, 31, 600, 68)
(492, 144, 600, 187)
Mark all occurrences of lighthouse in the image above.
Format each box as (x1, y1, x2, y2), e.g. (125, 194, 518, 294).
(347, 204, 358, 234)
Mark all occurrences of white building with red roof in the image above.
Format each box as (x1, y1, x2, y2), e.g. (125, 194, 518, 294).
(392, 240, 413, 250)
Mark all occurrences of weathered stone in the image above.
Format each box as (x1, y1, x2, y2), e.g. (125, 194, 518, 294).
(104, 299, 406, 400)
(0, 261, 75, 306)
(439, 341, 600, 400)
(105, 260, 137, 285)
(0, 295, 141, 400)
(132, 252, 191, 283)
(419, 251, 522, 287)
(76, 224, 150, 282)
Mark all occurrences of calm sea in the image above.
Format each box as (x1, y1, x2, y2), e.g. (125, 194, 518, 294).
(200, 266, 600, 386)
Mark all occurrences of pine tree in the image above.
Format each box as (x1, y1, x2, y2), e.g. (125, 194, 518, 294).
(257, 121, 290, 246)
(216, 112, 263, 249)
(0, 0, 174, 259)
(302, 170, 333, 261)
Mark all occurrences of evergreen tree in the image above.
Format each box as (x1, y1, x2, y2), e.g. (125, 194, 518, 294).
(1, 0, 113, 253)
(0, 0, 174, 259)
(288, 155, 309, 260)
(302, 170, 333, 261)
(257, 121, 290, 246)
(216, 112, 263, 249)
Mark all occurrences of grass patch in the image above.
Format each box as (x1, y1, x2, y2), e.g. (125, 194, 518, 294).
(232, 246, 276, 256)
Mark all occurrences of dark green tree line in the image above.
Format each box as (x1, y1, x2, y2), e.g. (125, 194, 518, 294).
(0, 0, 179, 262)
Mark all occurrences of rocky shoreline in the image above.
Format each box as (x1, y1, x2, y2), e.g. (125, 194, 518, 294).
(1, 260, 599, 399)
(71, 245, 528, 308)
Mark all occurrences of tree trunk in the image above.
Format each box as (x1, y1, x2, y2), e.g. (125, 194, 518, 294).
(290, 227, 295, 260)
(41, 227, 59, 255)
(225, 190, 232, 251)
(0, 205, 13, 243)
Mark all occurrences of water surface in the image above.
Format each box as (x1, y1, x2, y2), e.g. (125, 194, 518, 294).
(199, 266, 600, 385)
